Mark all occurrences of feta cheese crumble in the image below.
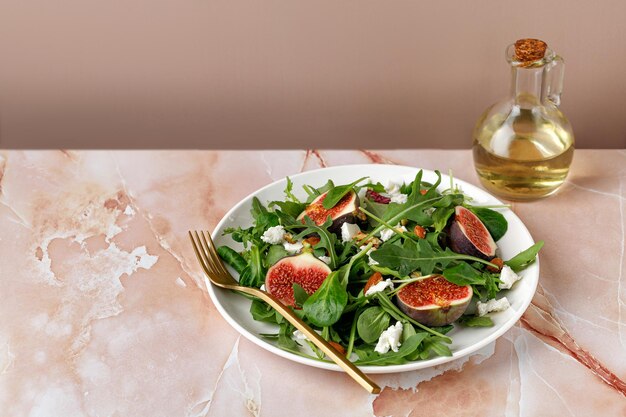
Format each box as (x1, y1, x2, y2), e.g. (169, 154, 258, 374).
(385, 181, 408, 204)
(292, 330, 308, 341)
(379, 224, 407, 242)
(283, 241, 304, 254)
(341, 223, 361, 243)
(389, 193, 408, 204)
(365, 278, 394, 296)
(498, 265, 521, 289)
(318, 255, 331, 264)
(261, 225, 286, 245)
(374, 321, 403, 354)
(360, 245, 379, 266)
(476, 297, 510, 317)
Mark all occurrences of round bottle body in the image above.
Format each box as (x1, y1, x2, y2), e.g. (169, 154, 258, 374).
(472, 98, 574, 200)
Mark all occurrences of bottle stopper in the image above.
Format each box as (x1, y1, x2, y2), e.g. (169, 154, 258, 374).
(514, 39, 548, 64)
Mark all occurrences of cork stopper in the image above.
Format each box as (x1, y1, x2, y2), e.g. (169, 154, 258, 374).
(514, 39, 547, 64)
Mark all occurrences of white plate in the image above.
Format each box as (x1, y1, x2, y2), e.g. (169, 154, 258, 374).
(208, 164, 539, 373)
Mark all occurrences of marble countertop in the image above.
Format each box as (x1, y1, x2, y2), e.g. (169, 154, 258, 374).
(0, 149, 624, 416)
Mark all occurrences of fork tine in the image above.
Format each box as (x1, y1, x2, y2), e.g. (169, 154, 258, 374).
(188, 231, 215, 277)
(199, 230, 229, 277)
(196, 230, 227, 278)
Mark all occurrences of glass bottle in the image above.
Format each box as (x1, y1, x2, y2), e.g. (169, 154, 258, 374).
(472, 39, 574, 200)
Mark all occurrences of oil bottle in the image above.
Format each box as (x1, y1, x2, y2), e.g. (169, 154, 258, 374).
(473, 39, 574, 200)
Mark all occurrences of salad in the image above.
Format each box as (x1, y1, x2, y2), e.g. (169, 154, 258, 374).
(217, 170, 543, 365)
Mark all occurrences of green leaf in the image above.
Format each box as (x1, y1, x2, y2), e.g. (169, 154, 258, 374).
(239, 245, 264, 287)
(338, 243, 373, 288)
(250, 197, 279, 237)
(442, 263, 486, 286)
(284, 177, 301, 203)
(266, 245, 288, 266)
(469, 207, 508, 241)
(302, 272, 348, 327)
(270, 201, 306, 219)
(217, 246, 248, 275)
(505, 241, 544, 272)
(250, 300, 279, 323)
(322, 177, 368, 209)
(354, 334, 425, 366)
(356, 307, 391, 344)
(292, 217, 338, 269)
(431, 207, 455, 233)
(292, 283, 310, 307)
(456, 316, 494, 327)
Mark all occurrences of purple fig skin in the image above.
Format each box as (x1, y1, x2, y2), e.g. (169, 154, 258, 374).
(449, 207, 497, 261)
(395, 275, 473, 326)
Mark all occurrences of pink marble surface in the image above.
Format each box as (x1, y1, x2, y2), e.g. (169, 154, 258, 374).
(0, 149, 625, 416)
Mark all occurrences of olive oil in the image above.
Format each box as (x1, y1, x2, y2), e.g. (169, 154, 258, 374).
(473, 106, 574, 200)
(472, 39, 574, 200)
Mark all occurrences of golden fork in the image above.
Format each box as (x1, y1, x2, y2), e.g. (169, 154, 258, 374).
(189, 230, 381, 394)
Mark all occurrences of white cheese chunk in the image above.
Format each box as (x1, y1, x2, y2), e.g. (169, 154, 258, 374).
(318, 255, 331, 264)
(380, 224, 407, 242)
(365, 278, 395, 296)
(341, 223, 361, 243)
(389, 193, 408, 204)
(359, 245, 379, 266)
(283, 241, 304, 254)
(292, 330, 308, 341)
(498, 265, 521, 289)
(261, 225, 286, 245)
(374, 321, 403, 354)
(476, 297, 510, 317)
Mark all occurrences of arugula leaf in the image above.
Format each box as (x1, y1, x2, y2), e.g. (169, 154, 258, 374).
(217, 246, 248, 275)
(356, 307, 390, 343)
(250, 197, 279, 237)
(222, 226, 257, 249)
(372, 239, 492, 276)
(270, 201, 306, 219)
(293, 217, 338, 269)
(364, 182, 387, 193)
(419, 336, 452, 358)
(338, 243, 373, 288)
(456, 316, 494, 327)
(505, 241, 544, 272)
(469, 207, 508, 241)
(322, 177, 368, 209)
(303, 272, 348, 327)
(284, 177, 301, 203)
(442, 263, 486, 286)
(431, 207, 454, 233)
(292, 283, 310, 307)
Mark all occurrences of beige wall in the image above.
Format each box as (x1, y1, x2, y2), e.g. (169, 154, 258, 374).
(0, 1, 624, 149)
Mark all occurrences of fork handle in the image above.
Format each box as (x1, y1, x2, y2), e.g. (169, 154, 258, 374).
(240, 287, 381, 394)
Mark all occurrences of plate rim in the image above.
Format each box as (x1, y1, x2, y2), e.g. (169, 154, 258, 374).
(207, 163, 539, 373)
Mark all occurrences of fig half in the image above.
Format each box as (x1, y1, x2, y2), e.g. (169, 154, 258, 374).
(297, 190, 359, 234)
(265, 252, 331, 307)
(396, 275, 472, 326)
(449, 206, 497, 260)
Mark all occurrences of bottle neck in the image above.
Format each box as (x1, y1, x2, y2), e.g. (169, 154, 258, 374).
(510, 67, 544, 108)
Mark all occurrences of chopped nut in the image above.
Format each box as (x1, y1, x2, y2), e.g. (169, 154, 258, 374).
(284, 233, 297, 244)
(304, 236, 321, 246)
(364, 272, 383, 294)
(413, 225, 426, 239)
(410, 271, 422, 278)
(487, 257, 504, 273)
(400, 219, 409, 226)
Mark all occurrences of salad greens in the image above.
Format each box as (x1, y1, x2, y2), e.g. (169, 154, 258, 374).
(218, 170, 543, 366)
